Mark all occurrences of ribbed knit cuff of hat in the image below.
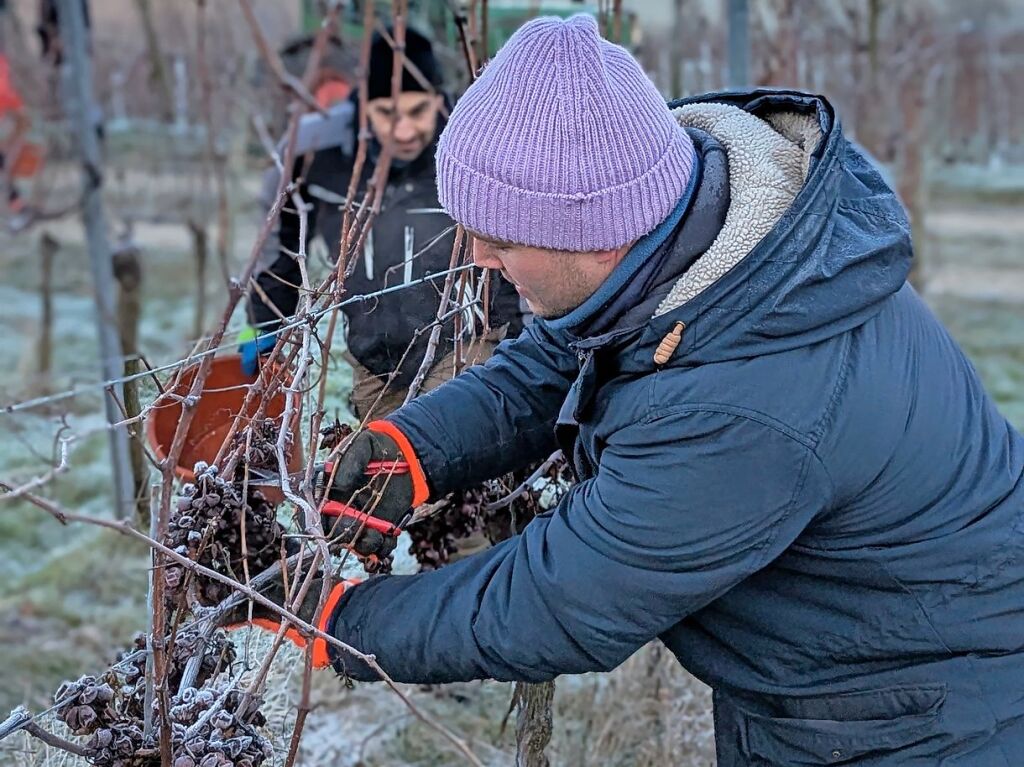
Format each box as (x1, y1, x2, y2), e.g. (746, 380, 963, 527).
(438, 126, 696, 252)
(435, 14, 697, 252)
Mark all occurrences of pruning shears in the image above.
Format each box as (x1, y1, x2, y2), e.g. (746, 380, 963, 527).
(246, 460, 411, 568)
(246, 460, 410, 495)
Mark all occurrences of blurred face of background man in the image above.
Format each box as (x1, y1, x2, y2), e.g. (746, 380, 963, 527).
(366, 91, 443, 162)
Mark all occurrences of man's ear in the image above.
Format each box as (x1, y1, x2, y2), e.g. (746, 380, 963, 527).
(593, 243, 634, 267)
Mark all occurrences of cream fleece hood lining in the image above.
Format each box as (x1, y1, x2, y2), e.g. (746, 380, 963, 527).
(654, 103, 823, 317)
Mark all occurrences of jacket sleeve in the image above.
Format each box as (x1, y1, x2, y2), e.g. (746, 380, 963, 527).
(329, 410, 832, 683)
(248, 105, 355, 329)
(247, 174, 316, 330)
(386, 319, 579, 495)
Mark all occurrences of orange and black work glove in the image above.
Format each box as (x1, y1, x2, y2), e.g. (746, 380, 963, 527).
(317, 421, 429, 566)
(224, 572, 360, 669)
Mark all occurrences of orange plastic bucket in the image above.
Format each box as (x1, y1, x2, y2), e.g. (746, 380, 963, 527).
(146, 354, 303, 504)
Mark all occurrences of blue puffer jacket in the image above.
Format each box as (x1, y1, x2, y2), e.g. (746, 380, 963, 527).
(331, 91, 1024, 766)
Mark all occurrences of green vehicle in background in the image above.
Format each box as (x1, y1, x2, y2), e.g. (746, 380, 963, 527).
(418, 0, 634, 55)
(295, 0, 635, 88)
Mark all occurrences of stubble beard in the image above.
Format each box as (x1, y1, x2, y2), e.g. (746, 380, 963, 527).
(529, 264, 601, 320)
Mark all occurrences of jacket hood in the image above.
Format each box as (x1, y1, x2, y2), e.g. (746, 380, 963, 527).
(585, 90, 912, 368)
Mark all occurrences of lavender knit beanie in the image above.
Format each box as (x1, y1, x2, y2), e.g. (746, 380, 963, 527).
(436, 13, 696, 252)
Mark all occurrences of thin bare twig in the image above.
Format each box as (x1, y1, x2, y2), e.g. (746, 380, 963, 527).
(195, 0, 232, 289)
(0, 708, 31, 741)
(237, 0, 326, 116)
(451, 3, 479, 81)
(483, 451, 563, 513)
(404, 226, 466, 404)
(22, 720, 92, 758)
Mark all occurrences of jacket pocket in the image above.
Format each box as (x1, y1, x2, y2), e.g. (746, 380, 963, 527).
(740, 684, 947, 765)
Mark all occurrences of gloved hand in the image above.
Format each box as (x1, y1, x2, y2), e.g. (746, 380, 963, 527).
(318, 422, 429, 565)
(238, 326, 278, 377)
(224, 567, 360, 669)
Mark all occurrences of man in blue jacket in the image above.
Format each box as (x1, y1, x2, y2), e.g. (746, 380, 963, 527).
(233, 15, 1024, 765)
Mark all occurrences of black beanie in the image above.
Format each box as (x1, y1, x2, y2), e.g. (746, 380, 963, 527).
(367, 26, 442, 100)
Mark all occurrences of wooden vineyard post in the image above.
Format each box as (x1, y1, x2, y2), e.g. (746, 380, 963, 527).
(38, 232, 58, 380)
(113, 240, 151, 526)
(57, 0, 135, 519)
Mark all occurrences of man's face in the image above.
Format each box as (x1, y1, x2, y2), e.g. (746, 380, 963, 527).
(471, 234, 630, 319)
(366, 91, 443, 162)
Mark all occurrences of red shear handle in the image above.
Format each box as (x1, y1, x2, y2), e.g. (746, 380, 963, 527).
(321, 500, 403, 537)
(366, 460, 410, 475)
(235, 578, 358, 670)
(319, 460, 410, 477)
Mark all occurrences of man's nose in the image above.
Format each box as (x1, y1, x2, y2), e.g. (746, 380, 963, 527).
(472, 242, 502, 270)
(393, 115, 417, 142)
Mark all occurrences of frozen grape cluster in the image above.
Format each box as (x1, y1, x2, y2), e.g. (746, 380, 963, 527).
(53, 628, 271, 767)
(163, 462, 283, 606)
(229, 418, 288, 473)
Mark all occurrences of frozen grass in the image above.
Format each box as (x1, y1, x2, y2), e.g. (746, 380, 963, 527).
(0, 530, 148, 713)
(934, 297, 1024, 429)
(234, 634, 716, 766)
(930, 162, 1024, 207)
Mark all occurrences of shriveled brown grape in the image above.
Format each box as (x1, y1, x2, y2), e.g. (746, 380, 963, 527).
(229, 418, 288, 473)
(408, 457, 572, 571)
